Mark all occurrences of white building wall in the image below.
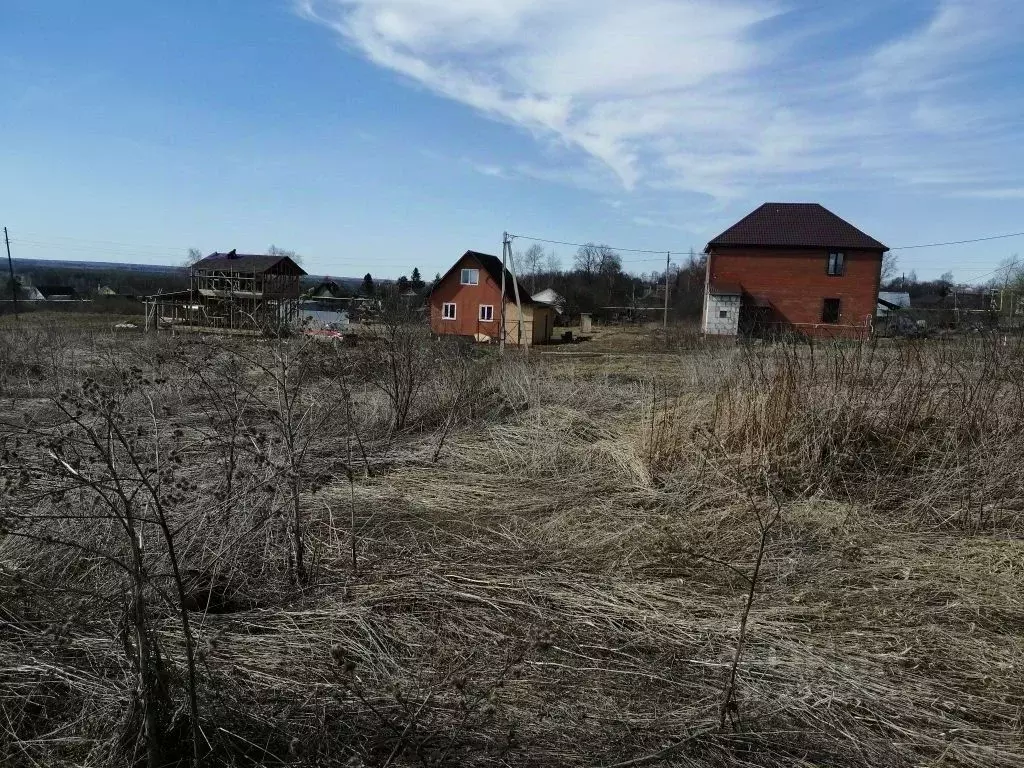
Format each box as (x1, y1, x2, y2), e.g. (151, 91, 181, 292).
(300, 309, 350, 329)
(703, 293, 741, 335)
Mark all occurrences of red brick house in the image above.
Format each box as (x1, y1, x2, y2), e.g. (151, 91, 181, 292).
(429, 251, 555, 346)
(702, 203, 888, 339)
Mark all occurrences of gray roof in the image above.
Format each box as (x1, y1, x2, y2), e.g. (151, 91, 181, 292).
(878, 291, 911, 308)
(532, 288, 564, 304)
(877, 291, 911, 316)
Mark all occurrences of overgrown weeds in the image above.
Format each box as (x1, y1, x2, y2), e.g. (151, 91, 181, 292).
(652, 334, 1024, 531)
(1, 322, 1023, 767)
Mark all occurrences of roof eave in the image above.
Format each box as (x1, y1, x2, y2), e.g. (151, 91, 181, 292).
(707, 242, 889, 252)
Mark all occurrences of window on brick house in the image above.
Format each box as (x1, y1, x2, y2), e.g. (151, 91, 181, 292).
(479, 304, 494, 321)
(827, 252, 845, 276)
(822, 298, 841, 324)
(460, 268, 479, 285)
(442, 302, 456, 320)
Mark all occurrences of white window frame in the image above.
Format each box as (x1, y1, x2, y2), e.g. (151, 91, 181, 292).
(460, 268, 480, 285)
(479, 304, 494, 322)
(442, 302, 457, 320)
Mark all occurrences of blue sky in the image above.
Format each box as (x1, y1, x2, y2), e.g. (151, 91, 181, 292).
(2, 0, 1023, 281)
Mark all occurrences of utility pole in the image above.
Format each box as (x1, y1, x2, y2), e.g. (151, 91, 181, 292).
(507, 241, 524, 347)
(500, 232, 508, 354)
(663, 252, 670, 329)
(999, 256, 1019, 322)
(4, 227, 18, 321)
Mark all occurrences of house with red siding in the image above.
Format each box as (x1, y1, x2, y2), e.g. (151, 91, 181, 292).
(429, 251, 555, 346)
(702, 203, 888, 339)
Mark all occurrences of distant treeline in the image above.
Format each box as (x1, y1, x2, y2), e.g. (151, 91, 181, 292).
(9, 264, 189, 298)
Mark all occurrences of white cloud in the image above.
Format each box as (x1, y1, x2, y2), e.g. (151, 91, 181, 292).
(298, 0, 1024, 201)
(859, 1, 1003, 97)
(464, 159, 506, 178)
(631, 215, 696, 233)
(955, 188, 1024, 200)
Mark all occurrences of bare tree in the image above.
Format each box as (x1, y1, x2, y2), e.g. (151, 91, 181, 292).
(597, 246, 622, 278)
(574, 243, 600, 276)
(881, 251, 899, 283)
(182, 248, 204, 269)
(545, 252, 562, 275)
(575, 244, 621, 280)
(992, 255, 1023, 292)
(518, 244, 545, 291)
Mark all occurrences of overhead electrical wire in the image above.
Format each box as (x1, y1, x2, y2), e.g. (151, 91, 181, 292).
(889, 231, 1024, 251)
(511, 228, 1024, 272)
(509, 233, 683, 256)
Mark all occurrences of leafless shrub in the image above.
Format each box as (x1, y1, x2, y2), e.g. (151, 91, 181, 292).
(356, 310, 437, 433)
(0, 363, 203, 766)
(3, 321, 1024, 768)
(222, 337, 348, 584)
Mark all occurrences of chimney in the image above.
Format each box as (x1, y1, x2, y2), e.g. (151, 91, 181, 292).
(227, 249, 238, 259)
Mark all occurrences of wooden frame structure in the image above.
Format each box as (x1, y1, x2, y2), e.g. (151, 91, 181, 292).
(145, 251, 306, 334)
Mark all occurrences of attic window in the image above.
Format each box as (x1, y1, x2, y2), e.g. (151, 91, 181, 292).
(827, 252, 845, 276)
(461, 268, 479, 285)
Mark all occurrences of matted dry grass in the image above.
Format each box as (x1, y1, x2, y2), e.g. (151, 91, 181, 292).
(1, 322, 1023, 766)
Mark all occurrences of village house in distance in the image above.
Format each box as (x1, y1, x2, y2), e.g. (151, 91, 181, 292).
(702, 203, 888, 338)
(429, 250, 556, 346)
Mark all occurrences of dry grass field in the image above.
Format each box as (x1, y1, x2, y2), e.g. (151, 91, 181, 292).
(1, 316, 1022, 767)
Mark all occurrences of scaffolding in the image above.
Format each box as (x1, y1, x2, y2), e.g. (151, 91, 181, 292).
(144, 251, 306, 335)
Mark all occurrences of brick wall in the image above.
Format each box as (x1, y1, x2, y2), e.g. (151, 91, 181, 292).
(707, 247, 882, 338)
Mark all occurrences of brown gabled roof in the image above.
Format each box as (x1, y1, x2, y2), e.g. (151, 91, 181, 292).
(432, 250, 534, 303)
(193, 251, 307, 275)
(707, 203, 888, 252)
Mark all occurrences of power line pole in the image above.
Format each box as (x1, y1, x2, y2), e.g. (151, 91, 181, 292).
(663, 252, 670, 329)
(4, 227, 18, 321)
(500, 232, 509, 354)
(507, 241, 524, 347)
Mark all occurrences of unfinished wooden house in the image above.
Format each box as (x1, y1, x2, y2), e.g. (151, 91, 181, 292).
(145, 250, 307, 334)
